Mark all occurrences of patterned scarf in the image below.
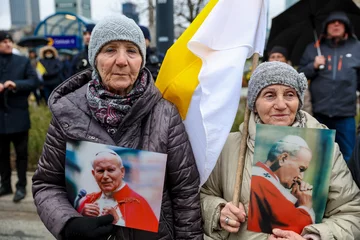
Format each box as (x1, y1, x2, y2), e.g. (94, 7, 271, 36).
(87, 69, 148, 135)
(254, 110, 306, 128)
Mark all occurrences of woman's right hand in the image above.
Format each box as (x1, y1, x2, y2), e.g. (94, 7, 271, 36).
(82, 203, 100, 217)
(219, 202, 246, 233)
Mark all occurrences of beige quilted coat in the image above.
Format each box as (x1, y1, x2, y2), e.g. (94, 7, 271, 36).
(201, 111, 360, 240)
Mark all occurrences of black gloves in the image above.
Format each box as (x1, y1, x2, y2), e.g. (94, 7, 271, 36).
(62, 214, 114, 240)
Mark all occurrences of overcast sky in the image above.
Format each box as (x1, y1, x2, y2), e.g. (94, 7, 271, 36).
(0, 0, 285, 30)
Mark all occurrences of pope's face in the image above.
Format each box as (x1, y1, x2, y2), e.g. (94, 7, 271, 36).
(275, 148, 312, 189)
(92, 154, 125, 193)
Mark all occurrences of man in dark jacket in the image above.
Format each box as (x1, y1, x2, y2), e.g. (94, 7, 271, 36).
(71, 23, 95, 75)
(139, 25, 162, 81)
(0, 31, 38, 202)
(298, 11, 360, 162)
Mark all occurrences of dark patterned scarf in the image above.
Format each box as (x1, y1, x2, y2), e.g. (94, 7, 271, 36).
(87, 69, 148, 135)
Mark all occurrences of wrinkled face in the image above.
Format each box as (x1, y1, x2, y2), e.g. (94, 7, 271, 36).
(255, 85, 299, 126)
(83, 32, 91, 45)
(269, 53, 287, 63)
(0, 39, 13, 54)
(92, 155, 125, 194)
(327, 20, 346, 38)
(96, 40, 142, 96)
(275, 149, 312, 189)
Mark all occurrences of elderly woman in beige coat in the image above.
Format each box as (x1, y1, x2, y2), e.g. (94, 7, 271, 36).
(201, 61, 360, 240)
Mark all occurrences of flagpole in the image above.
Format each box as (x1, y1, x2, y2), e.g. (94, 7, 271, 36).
(232, 53, 260, 207)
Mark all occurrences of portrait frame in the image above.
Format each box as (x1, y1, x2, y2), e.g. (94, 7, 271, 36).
(65, 140, 167, 232)
(247, 124, 335, 234)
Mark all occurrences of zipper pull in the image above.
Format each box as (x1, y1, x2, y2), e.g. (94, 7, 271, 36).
(338, 55, 343, 71)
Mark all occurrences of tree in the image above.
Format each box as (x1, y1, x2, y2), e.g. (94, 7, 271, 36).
(105, 0, 207, 39)
(174, 0, 207, 36)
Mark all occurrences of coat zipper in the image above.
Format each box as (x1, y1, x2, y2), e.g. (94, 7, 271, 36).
(332, 48, 337, 80)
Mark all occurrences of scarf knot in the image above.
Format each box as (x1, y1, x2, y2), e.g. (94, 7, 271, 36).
(87, 69, 148, 135)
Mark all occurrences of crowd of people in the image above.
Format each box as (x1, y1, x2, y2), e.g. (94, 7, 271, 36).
(0, 9, 360, 240)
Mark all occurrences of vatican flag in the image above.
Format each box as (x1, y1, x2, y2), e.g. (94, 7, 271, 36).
(36, 61, 47, 75)
(156, 0, 268, 186)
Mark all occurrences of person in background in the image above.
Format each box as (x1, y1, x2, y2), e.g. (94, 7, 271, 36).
(139, 25, 162, 81)
(298, 11, 360, 162)
(71, 23, 95, 75)
(201, 61, 360, 240)
(59, 50, 74, 81)
(0, 30, 38, 202)
(268, 46, 312, 115)
(349, 126, 360, 187)
(28, 49, 38, 68)
(38, 46, 63, 103)
(28, 49, 45, 105)
(268, 46, 290, 64)
(32, 16, 203, 240)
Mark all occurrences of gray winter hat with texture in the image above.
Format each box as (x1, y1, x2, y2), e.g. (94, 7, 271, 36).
(247, 61, 308, 111)
(88, 15, 146, 70)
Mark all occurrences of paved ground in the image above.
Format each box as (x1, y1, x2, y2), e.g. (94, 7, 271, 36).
(0, 172, 54, 240)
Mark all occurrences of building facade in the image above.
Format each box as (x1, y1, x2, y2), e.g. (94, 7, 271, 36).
(55, 0, 91, 18)
(9, 0, 40, 29)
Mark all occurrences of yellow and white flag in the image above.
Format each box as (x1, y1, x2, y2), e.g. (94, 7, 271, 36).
(156, 0, 268, 186)
(36, 61, 47, 75)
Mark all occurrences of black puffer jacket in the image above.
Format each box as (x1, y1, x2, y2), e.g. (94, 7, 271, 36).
(32, 68, 203, 240)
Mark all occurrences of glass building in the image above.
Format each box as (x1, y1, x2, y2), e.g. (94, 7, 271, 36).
(55, 0, 91, 19)
(10, 0, 41, 28)
(34, 12, 95, 50)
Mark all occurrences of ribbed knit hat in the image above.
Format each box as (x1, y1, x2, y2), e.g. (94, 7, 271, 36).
(0, 31, 13, 42)
(247, 61, 308, 111)
(88, 15, 146, 72)
(269, 46, 288, 60)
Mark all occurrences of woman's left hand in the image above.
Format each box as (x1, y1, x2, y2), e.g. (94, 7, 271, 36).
(268, 229, 306, 240)
(102, 206, 119, 224)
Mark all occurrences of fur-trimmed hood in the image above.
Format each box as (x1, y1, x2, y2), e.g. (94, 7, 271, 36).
(39, 45, 58, 59)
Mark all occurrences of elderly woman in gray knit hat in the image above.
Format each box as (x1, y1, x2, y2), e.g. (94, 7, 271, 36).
(32, 15, 203, 240)
(201, 61, 360, 240)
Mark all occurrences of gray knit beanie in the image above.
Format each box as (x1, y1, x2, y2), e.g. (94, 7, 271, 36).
(88, 15, 146, 72)
(247, 61, 308, 111)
